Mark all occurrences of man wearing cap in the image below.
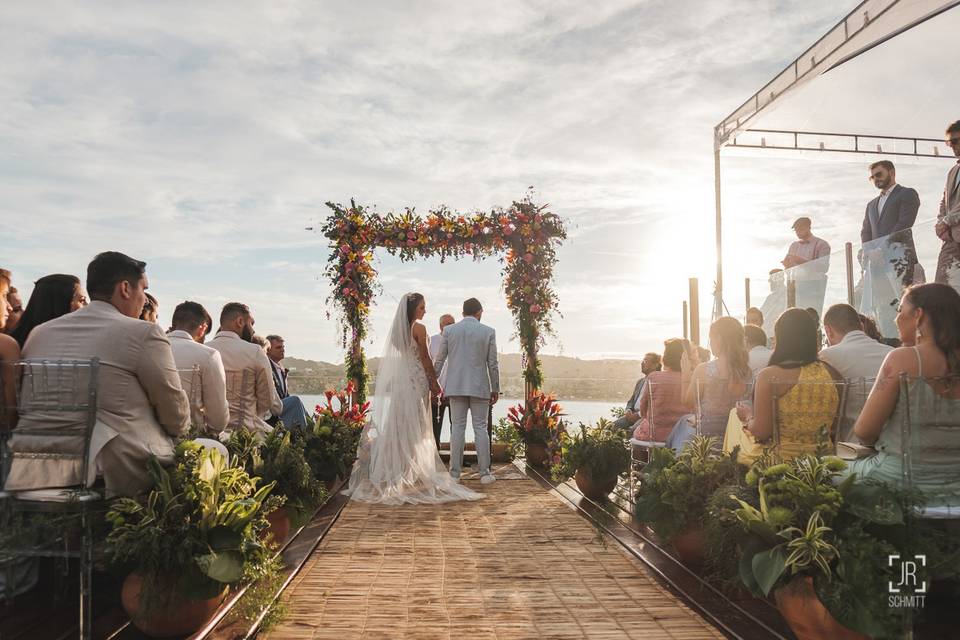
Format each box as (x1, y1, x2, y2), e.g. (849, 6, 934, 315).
(782, 217, 831, 314)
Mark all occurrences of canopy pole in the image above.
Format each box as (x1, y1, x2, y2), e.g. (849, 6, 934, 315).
(713, 144, 723, 321)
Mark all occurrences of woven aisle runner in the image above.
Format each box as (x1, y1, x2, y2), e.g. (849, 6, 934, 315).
(264, 466, 724, 640)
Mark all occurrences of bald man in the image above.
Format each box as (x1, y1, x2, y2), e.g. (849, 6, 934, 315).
(428, 314, 456, 449)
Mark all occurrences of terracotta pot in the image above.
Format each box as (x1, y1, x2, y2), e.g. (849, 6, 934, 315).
(263, 506, 291, 546)
(671, 527, 707, 567)
(574, 468, 617, 501)
(121, 573, 227, 637)
(774, 576, 868, 640)
(490, 442, 512, 463)
(525, 443, 550, 467)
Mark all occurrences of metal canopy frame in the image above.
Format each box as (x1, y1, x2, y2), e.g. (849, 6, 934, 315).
(708, 0, 960, 320)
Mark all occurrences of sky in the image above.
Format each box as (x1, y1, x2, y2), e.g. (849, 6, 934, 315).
(1, 1, 955, 363)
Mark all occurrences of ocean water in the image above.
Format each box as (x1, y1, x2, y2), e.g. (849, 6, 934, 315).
(300, 395, 621, 443)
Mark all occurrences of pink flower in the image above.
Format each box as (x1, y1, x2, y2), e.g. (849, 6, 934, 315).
(530, 304, 541, 314)
(340, 245, 350, 254)
(524, 253, 534, 263)
(407, 239, 417, 246)
(407, 230, 416, 239)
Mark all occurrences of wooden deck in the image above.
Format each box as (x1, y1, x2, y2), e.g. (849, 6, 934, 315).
(265, 465, 726, 640)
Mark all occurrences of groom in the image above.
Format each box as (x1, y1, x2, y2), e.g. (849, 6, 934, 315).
(433, 297, 500, 485)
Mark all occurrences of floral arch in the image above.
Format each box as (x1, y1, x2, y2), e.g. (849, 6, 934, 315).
(321, 196, 567, 403)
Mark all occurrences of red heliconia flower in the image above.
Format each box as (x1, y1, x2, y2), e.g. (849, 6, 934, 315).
(324, 390, 335, 402)
(345, 380, 356, 395)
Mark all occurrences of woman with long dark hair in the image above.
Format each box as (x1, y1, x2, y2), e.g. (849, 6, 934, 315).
(9, 274, 82, 348)
(846, 284, 960, 506)
(740, 307, 841, 459)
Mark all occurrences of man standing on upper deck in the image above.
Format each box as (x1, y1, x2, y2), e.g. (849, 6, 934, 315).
(935, 120, 960, 287)
(782, 217, 831, 315)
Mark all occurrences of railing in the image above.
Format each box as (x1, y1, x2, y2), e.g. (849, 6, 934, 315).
(685, 217, 955, 341)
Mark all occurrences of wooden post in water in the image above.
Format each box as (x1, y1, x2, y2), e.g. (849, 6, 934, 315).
(682, 301, 689, 339)
(744, 278, 751, 319)
(845, 242, 855, 305)
(688, 278, 700, 345)
(786, 277, 797, 309)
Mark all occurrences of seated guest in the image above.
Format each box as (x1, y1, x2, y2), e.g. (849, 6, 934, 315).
(845, 284, 960, 507)
(745, 307, 763, 328)
(0, 269, 21, 430)
(5, 252, 189, 497)
(5, 286, 23, 333)
(209, 302, 281, 435)
(612, 352, 662, 431)
(168, 301, 230, 434)
(745, 325, 772, 375)
(9, 274, 83, 348)
(667, 318, 752, 451)
(819, 303, 892, 441)
(250, 334, 269, 351)
(805, 307, 823, 352)
(265, 334, 309, 430)
(740, 308, 841, 459)
(140, 292, 159, 323)
(633, 339, 687, 441)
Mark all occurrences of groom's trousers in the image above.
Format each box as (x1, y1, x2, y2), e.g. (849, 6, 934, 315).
(448, 396, 491, 479)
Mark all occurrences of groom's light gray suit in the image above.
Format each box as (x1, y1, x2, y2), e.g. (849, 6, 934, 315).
(432, 316, 500, 478)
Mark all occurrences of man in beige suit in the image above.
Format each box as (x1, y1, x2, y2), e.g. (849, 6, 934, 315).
(935, 120, 960, 286)
(168, 301, 229, 434)
(5, 252, 189, 497)
(209, 302, 281, 435)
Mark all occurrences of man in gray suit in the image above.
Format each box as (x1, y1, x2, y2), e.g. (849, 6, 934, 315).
(433, 297, 499, 485)
(935, 120, 960, 286)
(5, 252, 189, 497)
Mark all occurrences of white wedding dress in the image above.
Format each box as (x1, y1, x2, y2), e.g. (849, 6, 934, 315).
(343, 295, 485, 505)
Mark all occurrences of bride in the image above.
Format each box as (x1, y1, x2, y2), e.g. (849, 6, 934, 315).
(344, 292, 485, 504)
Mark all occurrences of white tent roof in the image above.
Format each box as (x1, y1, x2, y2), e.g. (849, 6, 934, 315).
(716, 0, 960, 151)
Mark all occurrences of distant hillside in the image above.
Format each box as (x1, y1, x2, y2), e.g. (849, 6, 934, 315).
(283, 353, 642, 402)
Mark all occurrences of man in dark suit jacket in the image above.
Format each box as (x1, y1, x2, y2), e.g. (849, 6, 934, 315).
(862, 160, 920, 280)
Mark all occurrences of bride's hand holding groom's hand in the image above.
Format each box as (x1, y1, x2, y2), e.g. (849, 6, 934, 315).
(430, 379, 442, 397)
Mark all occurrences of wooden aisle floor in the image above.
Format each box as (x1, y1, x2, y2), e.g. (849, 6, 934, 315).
(264, 469, 726, 640)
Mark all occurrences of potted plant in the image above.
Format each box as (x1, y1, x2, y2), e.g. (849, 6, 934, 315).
(227, 427, 328, 545)
(491, 417, 520, 463)
(104, 442, 276, 638)
(633, 435, 740, 566)
(551, 420, 630, 501)
(303, 383, 369, 486)
(506, 391, 565, 467)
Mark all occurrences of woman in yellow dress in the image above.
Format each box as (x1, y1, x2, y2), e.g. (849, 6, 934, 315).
(739, 308, 842, 459)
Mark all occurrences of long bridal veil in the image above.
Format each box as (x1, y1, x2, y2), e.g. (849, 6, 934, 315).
(344, 294, 484, 505)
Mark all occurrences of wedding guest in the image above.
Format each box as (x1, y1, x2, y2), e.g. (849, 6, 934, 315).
(0, 269, 20, 430)
(739, 308, 841, 459)
(428, 314, 455, 447)
(783, 217, 830, 269)
(209, 302, 281, 435)
(760, 269, 786, 340)
(168, 301, 229, 434)
(251, 334, 269, 351)
(633, 339, 687, 442)
(9, 274, 82, 348)
(265, 334, 309, 430)
(819, 303, 892, 441)
(666, 318, 752, 451)
(784, 218, 831, 314)
(935, 120, 960, 286)
(745, 307, 763, 327)
(612, 352, 662, 431)
(845, 283, 960, 507)
(5, 286, 23, 333)
(745, 324, 772, 375)
(5, 252, 189, 497)
(860, 313, 884, 343)
(140, 292, 159, 323)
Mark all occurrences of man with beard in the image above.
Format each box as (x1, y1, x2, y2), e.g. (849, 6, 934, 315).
(935, 120, 960, 286)
(209, 302, 281, 436)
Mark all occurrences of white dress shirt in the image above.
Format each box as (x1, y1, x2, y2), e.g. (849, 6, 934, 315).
(209, 330, 282, 435)
(747, 345, 773, 376)
(428, 332, 448, 388)
(819, 330, 893, 440)
(168, 330, 230, 433)
(877, 182, 897, 218)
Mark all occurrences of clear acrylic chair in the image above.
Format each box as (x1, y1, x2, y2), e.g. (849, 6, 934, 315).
(224, 369, 253, 432)
(176, 365, 204, 433)
(0, 358, 101, 640)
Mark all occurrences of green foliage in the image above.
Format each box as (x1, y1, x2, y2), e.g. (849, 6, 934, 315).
(226, 427, 328, 519)
(633, 436, 741, 542)
(104, 442, 276, 601)
(225, 552, 288, 634)
(492, 416, 523, 458)
(551, 420, 630, 482)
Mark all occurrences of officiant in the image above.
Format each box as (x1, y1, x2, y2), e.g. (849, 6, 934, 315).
(428, 313, 456, 448)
